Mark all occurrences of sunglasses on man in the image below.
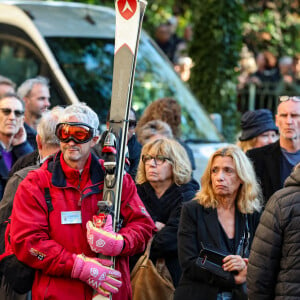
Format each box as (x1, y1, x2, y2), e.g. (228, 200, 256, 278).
(55, 122, 96, 144)
(279, 96, 300, 102)
(128, 120, 137, 129)
(0, 108, 24, 118)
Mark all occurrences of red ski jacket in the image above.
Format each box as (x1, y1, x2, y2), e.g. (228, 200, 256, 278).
(10, 152, 156, 300)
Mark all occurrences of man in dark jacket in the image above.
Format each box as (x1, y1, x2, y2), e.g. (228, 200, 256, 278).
(247, 96, 300, 205)
(0, 93, 33, 200)
(247, 162, 300, 299)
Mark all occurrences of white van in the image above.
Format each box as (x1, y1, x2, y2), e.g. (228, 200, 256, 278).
(0, 0, 226, 179)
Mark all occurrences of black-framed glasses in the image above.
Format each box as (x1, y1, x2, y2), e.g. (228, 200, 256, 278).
(129, 120, 137, 129)
(142, 154, 172, 166)
(0, 108, 24, 118)
(55, 122, 96, 144)
(279, 96, 300, 102)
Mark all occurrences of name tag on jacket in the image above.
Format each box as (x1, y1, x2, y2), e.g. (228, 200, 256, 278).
(61, 211, 82, 224)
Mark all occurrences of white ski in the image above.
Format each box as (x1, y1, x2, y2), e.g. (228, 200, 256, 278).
(94, 1, 147, 299)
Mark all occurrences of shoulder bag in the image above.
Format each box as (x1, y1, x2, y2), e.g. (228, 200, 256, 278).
(130, 237, 175, 300)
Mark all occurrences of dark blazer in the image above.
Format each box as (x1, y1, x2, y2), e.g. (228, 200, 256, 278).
(246, 141, 282, 204)
(174, 200, 260, 300)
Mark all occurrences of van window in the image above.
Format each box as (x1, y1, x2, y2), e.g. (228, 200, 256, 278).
(0, 2, 222, 143)
(0, 31, 68, 107)
(0, 40, 39, 83)
(46, 35, 222, 142)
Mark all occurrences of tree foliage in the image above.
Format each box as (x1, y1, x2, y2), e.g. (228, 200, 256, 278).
(54, 0, 299, 141)
(187, 0, 244, 142)
(243, 0, 300, 56)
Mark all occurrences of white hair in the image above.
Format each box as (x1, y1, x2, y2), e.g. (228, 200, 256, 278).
(37, 106, 65, 145)
(58, 103, 99, 131)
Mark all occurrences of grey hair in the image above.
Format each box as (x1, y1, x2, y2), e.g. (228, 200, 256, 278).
(0, 75, 16, 89)
(0, 92, 24, 110)
(17, 76, 49, 98)
(37, 106, 65, 145)
(58, 103, 99, 131)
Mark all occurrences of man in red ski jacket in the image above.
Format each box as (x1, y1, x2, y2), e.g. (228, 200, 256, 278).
(10, 103, 156, 300)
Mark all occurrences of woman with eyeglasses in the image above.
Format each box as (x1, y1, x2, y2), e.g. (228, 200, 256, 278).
(174, 145, 262, 300)
(134, 138, 199, 287)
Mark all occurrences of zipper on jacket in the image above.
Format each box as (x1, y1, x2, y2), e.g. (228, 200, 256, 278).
(77, 172, 82, 206)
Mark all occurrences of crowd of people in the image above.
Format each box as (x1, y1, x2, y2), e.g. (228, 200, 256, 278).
(153, 17, 300, 101)
(0, 72, 300, 300)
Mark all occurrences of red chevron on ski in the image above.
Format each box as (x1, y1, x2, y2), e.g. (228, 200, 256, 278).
(117, 0, 137, 20)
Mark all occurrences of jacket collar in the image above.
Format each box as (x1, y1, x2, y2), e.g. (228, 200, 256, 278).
(48, 151, 104, 190)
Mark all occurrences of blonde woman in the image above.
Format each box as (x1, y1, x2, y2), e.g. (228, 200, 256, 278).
(174, 145, 262, 300)
(135, 138, 199, 287)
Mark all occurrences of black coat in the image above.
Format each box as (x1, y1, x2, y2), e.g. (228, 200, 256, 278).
(247, 168, 300, 300)
(174, 200, 260, 300)
(9, 149, 39, 177)
(127, 134, 142, 180)
(136, 179, 199, 287)
(246, 141, 283, 204)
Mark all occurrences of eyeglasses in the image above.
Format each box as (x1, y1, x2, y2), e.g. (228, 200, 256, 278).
(55, 122, 96, 144)
(0, 108, 24, 118)
(129, 120, 137, 129)
(142, 154, 172, 166)
(279, 96, 300, 102)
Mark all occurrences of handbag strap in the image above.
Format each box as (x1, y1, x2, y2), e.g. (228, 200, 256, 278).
(144, 236, 154, 258)
(130, 236, 154, 276)
(236, 214, 250, 257)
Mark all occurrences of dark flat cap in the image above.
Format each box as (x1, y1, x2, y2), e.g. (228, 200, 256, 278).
(239, 109, 278, 141)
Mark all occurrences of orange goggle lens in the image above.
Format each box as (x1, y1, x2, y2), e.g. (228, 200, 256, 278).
(55, 122, 95, 144)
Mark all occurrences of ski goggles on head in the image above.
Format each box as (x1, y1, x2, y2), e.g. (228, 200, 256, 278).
(55, 122, 96, 144)
(279, 96, 300, 102)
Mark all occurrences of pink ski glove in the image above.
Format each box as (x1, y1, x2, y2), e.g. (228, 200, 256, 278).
(71, 254, 122, 297)
(86, 214, 124, 256)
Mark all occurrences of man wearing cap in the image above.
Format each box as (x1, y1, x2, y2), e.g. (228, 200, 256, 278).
(237, 108, 278, 153)
(247, 96, 300, 205)
(10, 103, 156, 300)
